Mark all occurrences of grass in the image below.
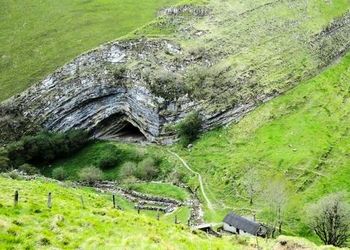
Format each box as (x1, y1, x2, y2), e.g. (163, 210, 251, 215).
(171, 51, 350, 241)
(43, 141, 175, 181)
(0, 0, 181, 102)
(1, 0, 350, 247)
(0, 175, 337, 249)
(125, 182, 189, 202)
(0, 175, 236, 249)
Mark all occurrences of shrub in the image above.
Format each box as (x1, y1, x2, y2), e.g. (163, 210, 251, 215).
(0, 156, 10, 172)
(5, 130, 90, 167)
(98, 155, 119, 170)
(149, 69, 188, 100)
(168, 170, 187, 185)
(78, 166, 103, 183)
(122, 175, 138, 184)
(95, 144, 125, 170)
(18, 163, 40, 175)
(119, 161, 137, 180)
(52, 167, 67, 181)
(113, 66, 127, 81)
(136, 157, 160, 181)
(308, 193, 350, 247)
(176, 112, 202, 147)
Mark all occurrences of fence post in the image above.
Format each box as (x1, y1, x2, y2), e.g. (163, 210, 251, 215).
(157, 209, 160, 221)
(80, 195, 85, 209)
(47, 192, 52, 209)
(175, 215, 178, 224)
(113, 194, 116, 209)
(14, 190, 19, 207)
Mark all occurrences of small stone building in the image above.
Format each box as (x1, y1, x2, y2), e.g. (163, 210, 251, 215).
(223, 212, 267, 237)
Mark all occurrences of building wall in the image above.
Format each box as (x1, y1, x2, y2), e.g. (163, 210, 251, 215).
(223, 223, 252, 236)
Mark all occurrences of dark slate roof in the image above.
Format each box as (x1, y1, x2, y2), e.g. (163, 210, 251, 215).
(223, 212, 261, 235)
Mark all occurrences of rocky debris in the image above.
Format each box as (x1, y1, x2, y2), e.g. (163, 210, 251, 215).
(187, 188, 204, 226)
(159, 4, 209, 17)
(310, 11, 350, 67)
(89, 181, 182, 214)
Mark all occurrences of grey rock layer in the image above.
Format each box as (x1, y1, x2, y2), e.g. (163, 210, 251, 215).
(0, 7, 349, 144)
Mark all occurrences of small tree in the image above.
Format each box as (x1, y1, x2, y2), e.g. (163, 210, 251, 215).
(262, 177, 289, 237)
(18, 163, 40, 175)
(177, 112, 202, 147)
(136, 157, 160, 181)
(52, 167, 67, 181)
(78, 166, 103, 184)
(119, 161, 137, 180)
(242, 168, 260, 206)
(308, 193, 350, 247)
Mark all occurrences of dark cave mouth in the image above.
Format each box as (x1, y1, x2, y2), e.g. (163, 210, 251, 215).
(92, 114, 147, 142)
(114, 122, 147, 141)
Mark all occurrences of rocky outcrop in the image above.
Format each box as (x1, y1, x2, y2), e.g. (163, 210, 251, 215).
(159, 4, 209, 17)
(310, 11, 350, 67)
(1, 4, 349, 145)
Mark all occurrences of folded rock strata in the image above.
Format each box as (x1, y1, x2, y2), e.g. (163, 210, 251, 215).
(0, 3, 349, 144)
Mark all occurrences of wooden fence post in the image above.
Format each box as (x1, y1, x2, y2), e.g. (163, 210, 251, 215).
(80, 195, 85, 209)
(113, 194, 116, 209)
(14, 190, 19, 207)
(47, 192, 52, 209)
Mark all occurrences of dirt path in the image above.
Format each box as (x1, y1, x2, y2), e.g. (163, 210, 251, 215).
(167, 150, 214, 211)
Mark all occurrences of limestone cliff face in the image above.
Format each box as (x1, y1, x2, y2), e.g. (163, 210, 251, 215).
(1, 3, 349, 144)
(1, 39, 199, 143)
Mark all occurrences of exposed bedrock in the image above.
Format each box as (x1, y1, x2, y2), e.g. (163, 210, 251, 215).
(0, 7, 349, 144)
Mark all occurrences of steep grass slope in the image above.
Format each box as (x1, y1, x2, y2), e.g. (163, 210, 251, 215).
(0, 176, 340, 249)
(173, 51, 350, 239)
(0, 176, 231, 249)
(0, 0, 180, 101)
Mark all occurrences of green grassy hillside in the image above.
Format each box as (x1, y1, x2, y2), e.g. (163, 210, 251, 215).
(172, 51, 350, 239)
(0, 0, 181, 101)
(0, 176, 229, 249)
(0, 175, 340, 249)
(1, 0, 350, 248)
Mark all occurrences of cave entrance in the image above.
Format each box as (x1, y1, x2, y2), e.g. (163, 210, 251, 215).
(113, 122, 147, 142)
(93, 114, 147, 142)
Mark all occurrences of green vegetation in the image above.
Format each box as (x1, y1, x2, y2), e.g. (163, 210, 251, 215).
(44, 142, 174, 182)
(1, 0, 350, 248)
(0, 176, 238, 249)
(177, 112, 202, 147)
(2, 130, 89, 169)
(126, 182, 189, 202)
(78, 166, 103, 184)
(172, 52, 350, 242)
(51, 167, 67, 181)
(308, 193, 350, 247)
(0, 175, 339, 249)
(0, 0, 182, 101)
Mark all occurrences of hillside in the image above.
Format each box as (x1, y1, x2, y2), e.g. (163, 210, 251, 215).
(0, 0, 350, 248)
(0, 175, 341, 249)
(1, 0, 349, 144)
(0, 0, 180, 101)
(172, 51, 350, 239)
(0, 175, 228, 249)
